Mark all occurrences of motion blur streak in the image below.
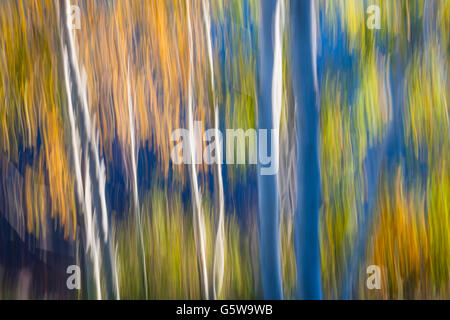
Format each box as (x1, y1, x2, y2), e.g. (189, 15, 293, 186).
(0, 0, 448, 300)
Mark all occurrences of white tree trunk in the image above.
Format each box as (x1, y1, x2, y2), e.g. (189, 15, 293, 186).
(59, 0, 119, 299)
(202, 0, 225, 300)
(127, 66, 148, 299)
(187, 0, 209, 300)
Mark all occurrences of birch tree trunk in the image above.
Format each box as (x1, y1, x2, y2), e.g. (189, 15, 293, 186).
(202, 0, 225, 300)
(186, 0, 209, 300)
(257, 0, 283, 299)
(127, 67, 148, 299)
(59, 0, 119, 300)
(289, 0, 322, 299)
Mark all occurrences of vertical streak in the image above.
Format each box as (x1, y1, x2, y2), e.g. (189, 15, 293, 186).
(290, 0, 322, 299)
(272, 0, 284, 184)
(62, 47, 101, 299)
(258, 0, 284, 299)
(127, 65, 148, 299)
(187, 0, 209, 300)
(202, 0, 225, 300)
(59, 0, 119, 299)
(84, 160, 103, 300)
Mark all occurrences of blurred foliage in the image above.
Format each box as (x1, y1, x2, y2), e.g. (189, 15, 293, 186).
(0, 0, 76, 238)
(0, 0, 448, 299)
(116, 186, 259, 299)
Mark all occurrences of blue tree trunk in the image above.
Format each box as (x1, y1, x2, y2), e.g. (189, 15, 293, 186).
(289, 0, 322, 299)
(257, 0, 283, 300)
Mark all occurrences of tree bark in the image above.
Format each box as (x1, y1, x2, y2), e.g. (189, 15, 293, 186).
(59, 0, 119, 300)
(257, 0, 283, 299)
(290, 0, 322, 300)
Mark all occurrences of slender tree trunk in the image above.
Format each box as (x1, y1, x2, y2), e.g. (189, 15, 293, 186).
(289, 0, 322, 299)
(59, 4, 101, 299)
(257, 0, 283, 299)
(127, 67, 148, 299)
(62, 49, 102, 299)
(59, 0, 119, 299)
(202, 0, 225, 300)
(186, 0, 209, 300)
